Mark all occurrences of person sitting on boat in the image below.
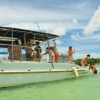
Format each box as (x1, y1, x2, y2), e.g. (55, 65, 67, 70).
(31, 50, 37, 61)
(89, 64, 97, 74)
(31, 41, 42, 62)
(80, 54, 90, 67)
(34, 41, 42, 53)
(67, 46, 75, 64)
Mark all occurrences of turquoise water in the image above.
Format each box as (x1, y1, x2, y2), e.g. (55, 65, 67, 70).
(0, 67, 100, 100)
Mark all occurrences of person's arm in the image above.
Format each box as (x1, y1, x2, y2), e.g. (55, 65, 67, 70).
(31, 51, 34, 57)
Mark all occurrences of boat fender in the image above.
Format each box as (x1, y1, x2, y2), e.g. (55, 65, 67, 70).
(72, 67, 79, 77)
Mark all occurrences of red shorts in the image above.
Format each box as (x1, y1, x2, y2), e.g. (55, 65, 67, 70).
(55, 53, 60, 62)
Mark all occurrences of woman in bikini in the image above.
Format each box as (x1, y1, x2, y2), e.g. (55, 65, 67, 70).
(67, 46, 75, 64)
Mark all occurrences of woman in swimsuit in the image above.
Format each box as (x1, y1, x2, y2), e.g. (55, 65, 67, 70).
(67, 46, 75, 64)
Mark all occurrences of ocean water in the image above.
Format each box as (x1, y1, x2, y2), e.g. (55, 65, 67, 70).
(0, 66, 100, 100)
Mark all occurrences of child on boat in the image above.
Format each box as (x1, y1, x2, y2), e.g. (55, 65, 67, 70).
(67, 46, 75, 64)
(89, 65, 97, 74)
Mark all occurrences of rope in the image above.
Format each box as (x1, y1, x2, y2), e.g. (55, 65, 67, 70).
(33, 13, 54, 69)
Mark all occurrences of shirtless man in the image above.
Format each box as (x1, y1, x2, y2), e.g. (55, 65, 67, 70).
(80, 54, 90, 67)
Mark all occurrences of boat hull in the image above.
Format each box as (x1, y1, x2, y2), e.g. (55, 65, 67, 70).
(0, 62, 90, 87)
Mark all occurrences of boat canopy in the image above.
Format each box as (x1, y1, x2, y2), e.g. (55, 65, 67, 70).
(0, 26, 59, 47)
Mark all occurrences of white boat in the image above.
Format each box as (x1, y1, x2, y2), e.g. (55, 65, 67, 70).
(0, 27, 90, 87)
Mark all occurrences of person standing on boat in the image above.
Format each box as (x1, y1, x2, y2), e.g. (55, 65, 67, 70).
(67, 46, 75, 64)
(80, 54, 90, 67)
(43, 47, 55, 63)
(49, 47, 55, 63)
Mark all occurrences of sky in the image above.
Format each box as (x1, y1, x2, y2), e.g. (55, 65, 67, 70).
(0, 0, 100, 59)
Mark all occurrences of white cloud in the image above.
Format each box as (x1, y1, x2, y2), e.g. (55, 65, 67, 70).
(72, 19, 78, 24)
(63, 1, 89, 10)
(75, 44, 100, 52)
(88, 34, 100, 40)
(84, 6, 100, 36)
(71, 31, 100, 41)
(50, 22, 68, 36)
(6, 20, 82, 41)
(71, 33, 82, 41)
(57, 46, 67, 54)
(0, 4, 83, 37)
(0, 4, 85, 27)
(56, 39, 62, 45)
(5, 22, 67, 36)
(0, 5, 69, 24)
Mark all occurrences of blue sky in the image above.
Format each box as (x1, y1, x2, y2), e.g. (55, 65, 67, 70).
(0, 0, 100, 59)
